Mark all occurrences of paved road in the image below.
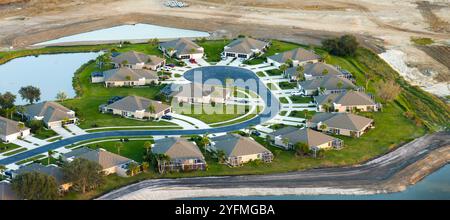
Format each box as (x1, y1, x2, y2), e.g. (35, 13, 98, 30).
(98, 131, 450, 199)
(0, 66, 280, 165)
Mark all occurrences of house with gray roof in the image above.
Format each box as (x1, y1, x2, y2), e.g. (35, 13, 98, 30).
(267, 47, 321, 67)
(0, 116, 30, 143)
(159, 38, 204, 59)
(23, 101, 77, 129)
(99, 67, 159, 87)
(152, 137, 206, 173)
(101, 96, 171, 120)
(209, 134, 273, 167)
(308, 113, 374, 137)
(12, 163, 72, 191)
(111, 51, 165, 70)
(223, 37, 269, 60)
(314, 91, 379, 113)
(171, 83, 231, 104)
(298, 75, 357, 96)
(63, 148, 133, 177)
(269, 127, 343, 150)
(0, 181, 18, 200)
(303, 62, 345, 80)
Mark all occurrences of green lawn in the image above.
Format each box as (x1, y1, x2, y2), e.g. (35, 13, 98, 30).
(16, 155, 46, 165)
(256, 71, 266, 77)
(279, 97, 289, 104)
(174, 103, 251, 124)
(266, 69, 283, 76)
(197, 39, 230, 62)
(86, 140, 154, 163)
(290, 95, 313, 103)
(266, 83, 278, 90)
(279, 81, 297, 90)
(2, 148, 27, 156)
(0, 142, 21, 154)
(33, 128, 58, 139)
(289, 110, 316, 119)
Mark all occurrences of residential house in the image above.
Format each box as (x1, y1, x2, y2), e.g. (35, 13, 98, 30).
(223, 37, 269, 60)
(298, 75, 357, 96)
(62, 147, 133, 177)
(308, 112, 374, 137)
(23, 101, 77, 129)
(209, 134, 273, 167)
(111, 51, 165, 70)
(12, 163, 72, 191)
(303, 62, 346, 80)
(100, 96, 171, 120)
(100, 67, 159, 87)
(268, 127, 343, 150)
(314, 91, 379, 112)
(284, 67, 302, 81)
(267, 47, 321, 67)
(159, 38, 204, 59)
(152, 137, 207, 173)
(171, 83, 231, 104)
(0, 116, 30, 143)
(0, 181, 18, 200)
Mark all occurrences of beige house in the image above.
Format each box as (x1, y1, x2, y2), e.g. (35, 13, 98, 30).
(152, 137, 207, 173)
(12, 163, 72, 192)
(308, 113, 374, 137)
(111, 51, 166, 70)
(101, 96, 171, 120)
(0, 116, 30, 143)
(159, 38, 204, 59)
(314, 91, 379, 112)
(269, 127, 343, 150)
(209, 134, 273, 167)
(23, 101, 77, 129)
(171, 83, 231, 104)
(62, 147, 133, 177)
(223, 37, 269, 60)
(303, 62, 345, 80)
(267, 47, 321, 67)
(101, 67, 159, 87)
(298, 75, 357, 96)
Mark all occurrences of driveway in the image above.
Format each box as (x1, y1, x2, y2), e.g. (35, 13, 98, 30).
(66, 124, 87, 135)
(52, 126, 74, 138)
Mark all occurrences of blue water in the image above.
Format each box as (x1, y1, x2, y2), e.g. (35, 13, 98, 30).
(35, 23, 210, 46)
(0, 52, 100, 104)
(196, 165, 450, 200)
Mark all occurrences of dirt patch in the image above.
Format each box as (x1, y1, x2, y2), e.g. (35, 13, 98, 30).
(417, 45, 450, 82)
(416, 1, 450, 33)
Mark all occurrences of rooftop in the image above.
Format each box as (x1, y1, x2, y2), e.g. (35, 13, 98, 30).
(159, 38, 203, 55)
(152, 137, 205, 160)
(268, 47, 321, 63)
(106, 96, 170, 114)
(224, 37, 268, 54)
(311, 113, 374, 131)
(0, 116, 29, 136)
(103, 67, 158, 82)
(24, 101, 75, 124)
(211, 134, 271, 157)
(315, 91, 376, 106)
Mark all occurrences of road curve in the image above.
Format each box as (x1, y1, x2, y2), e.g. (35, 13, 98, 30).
(98, 131, 450, 200)
(0, 66, 280, 165)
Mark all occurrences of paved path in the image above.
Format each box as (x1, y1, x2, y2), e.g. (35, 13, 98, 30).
(66, 124, 87, 135)
(170, 113, 210, 129)
(23, 136, 49, 146)
(52, 127, 74, 138)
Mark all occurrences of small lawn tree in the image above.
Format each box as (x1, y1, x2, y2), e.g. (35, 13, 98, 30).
(115, 142, 124, 155)
(11, 172, 59, 200)
(375, 80, 401, 103)
(18, 85, 41, 104)
(56, 91, 68, 102)
(294, 142, 310, 157)
(62, 158, 105, 194)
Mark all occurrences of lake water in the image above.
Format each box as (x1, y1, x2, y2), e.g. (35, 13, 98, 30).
(0, 52, 100, 105)
(35, 23, 210, 46)
(195, 165, 450, 200)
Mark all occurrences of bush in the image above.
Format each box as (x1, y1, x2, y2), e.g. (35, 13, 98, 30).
(322, 35, 358, 57)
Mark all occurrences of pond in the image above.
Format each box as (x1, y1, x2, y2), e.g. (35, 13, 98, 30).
(35, 23, 210, 46)
(0, 52, 100, 105)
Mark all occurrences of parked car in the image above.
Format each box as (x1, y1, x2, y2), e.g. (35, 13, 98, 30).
(167, 63, 176, 68)
(251, 130, 261, 136)
(162, 115, 173, 120)
(189, 58, 197, 64)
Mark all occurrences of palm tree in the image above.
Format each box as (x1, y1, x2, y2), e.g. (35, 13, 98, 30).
(216, 150, 226, 163)
(148, 104, 156, 118)
(200, 134, 210, 154)
(127, 162, 140, 176)
(115, 142, 124, 155)
(141, 162, 150, 172)
(16, 105, 25, 120)
(144, 141, 152, 154)
(6, 106, 15, 119)
(281, 137, 289, 148)
(156, 154, 171, 173)
(0, 165, 6, 174)
(47, 150, 54, 165)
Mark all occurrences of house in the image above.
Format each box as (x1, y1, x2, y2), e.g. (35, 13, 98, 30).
(284, 67, 302, 81)
(298, 75, 357, 96)
(62, 147, 133, 177)
(100, 67, 159, 87)
(152, 137, 207, 173)
(268, 127, 343, 150)
(0, 181, 18, 200)
(308, 112, 374, 137)
(171, 83, 231, 104)
(302, 62, 345, 80)
(223, 37, 269, 60)
(209, 134, 273, 167)
(91, 72, 104, 83)
(314, 91, 379, 112)
(100, 96, 171, 120)
(11, 163, 72, 191)
(159, 38, 204, 59)
(23, 101, 77, 129)
(267, 47, 321, 67)
(0, 116, 30, 143)
(111, 51, 165, 70)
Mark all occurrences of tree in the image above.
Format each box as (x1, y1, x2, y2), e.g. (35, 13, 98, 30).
(155, 154, 171, 173)
(281, 137, 289, 147)
(144, 141, 152, 154)
(294, 142, 310, 157)
(322, 69, 329, 75)
(121, 60, 129, 66)
(319, 124, 328, 131)
(56, 91, 68, 102)
(18, 86, 41, 104)
(0, 92, 16, 110)
(216, 150, 226, 163)
(16, 105, 25, 120)
(337, 81, 343, 89)
(115, 142, 124, 155)
(11, 172, 59, 200)
(0, 165, 6, 174)
(47, 150, 54, 165)
(322, 35, 358, 57)
(125, 75, 132, 81)
(62, 158, 105, 194)
(141, 162, 150, 172)
(375, 80, 401, 103)
(199, 134, 210, 154)
(148, 104, 156, 116)
(279, 64, 288, 72)
(127, 162, 140, 176)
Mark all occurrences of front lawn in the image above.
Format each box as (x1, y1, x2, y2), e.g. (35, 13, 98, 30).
(278, 81, 297, 90)
(174, 104, 251, 124)
(289, 110, 316, 119)
(86, 139, 154, 163)
(0, 142, 21, 154)
(279, 97, 289, 104)
(33, 128, 58, 139)
(290, 95, 313, 103)
(197, 39, 231, 62)
(266, 69, 283, 76)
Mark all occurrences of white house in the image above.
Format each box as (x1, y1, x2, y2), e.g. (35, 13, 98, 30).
(267, 47, 321, 67)
(0, 116, 30, 143)
(298, 75, 357, 96)
(23, 101, 77, 129)
(101, 96, 171, 120)
(111, 51, 166, 70)
(99, 67, 159, 87)
(223, 37, 269, 60)
(314, 91, 379, 113)
(308, 112, 374, 138)
(268, 127, 343, 150)
(159, 38, 204, 59)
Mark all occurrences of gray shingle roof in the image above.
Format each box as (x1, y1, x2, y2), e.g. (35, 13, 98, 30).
(24, 101, 75, 124)
(268, 47, 321, 63)
(311, 113, 373, 131)
(315, 91, 376, 106)
(271, 127, 336, 147)
(159, 38, 203, 55)
(63, 147, 94, 159)
(0, 182, 17, 200)
(152, 137, 204, 160)
(103, 67, 158, 82)
(111, 51, 164, 66)
(13, 163, 66, 185)
(303, 62, 343, 77)
(106, 96, 170, 114)
(74, 149, 132, 169)
(224, 37, 268, 54)
(0, 116, 28, 136)
(299, 75, 356, 91)
(211, 134, 271, 157)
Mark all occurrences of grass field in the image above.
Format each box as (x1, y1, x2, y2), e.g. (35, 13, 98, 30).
(0, 142, 21, 154)
(279, 81, 297, 90)
(86, 140, 154, 163)
(175, 103, 251, 124)
(197, 39, 231, 62)
(290, 96, 313, 103)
